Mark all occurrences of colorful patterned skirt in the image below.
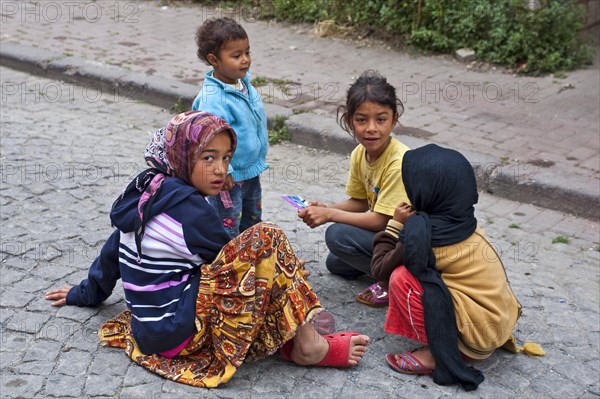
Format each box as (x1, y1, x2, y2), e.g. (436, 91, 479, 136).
(98, 222, 323, 387)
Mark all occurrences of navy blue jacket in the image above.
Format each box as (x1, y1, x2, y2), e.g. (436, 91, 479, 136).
(67, 177, 230, 354)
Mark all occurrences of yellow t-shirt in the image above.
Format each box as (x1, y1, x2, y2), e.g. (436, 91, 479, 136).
(345, 138, 410, 216)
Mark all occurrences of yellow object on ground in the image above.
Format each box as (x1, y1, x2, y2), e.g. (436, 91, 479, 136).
(502, 335, 546, 356)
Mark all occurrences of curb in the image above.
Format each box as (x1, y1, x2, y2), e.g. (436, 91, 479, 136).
(2, 42, 598, 221)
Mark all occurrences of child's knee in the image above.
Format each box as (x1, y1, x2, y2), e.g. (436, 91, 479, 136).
(389, 266, 413, 291)
(325, 223, 348, 249)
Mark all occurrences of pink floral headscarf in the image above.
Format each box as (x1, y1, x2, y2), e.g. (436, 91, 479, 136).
(114, 111, 237, 261)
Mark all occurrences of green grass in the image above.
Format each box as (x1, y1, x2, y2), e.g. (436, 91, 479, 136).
(268, 115, 291, 145)
(552, 235, 570, 244)
(172, 98, 186, 114)
(251, 76, 268, 87)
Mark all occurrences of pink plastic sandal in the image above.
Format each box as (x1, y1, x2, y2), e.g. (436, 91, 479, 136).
(386, 351, 434, 375)
(356, 282, 389, 307)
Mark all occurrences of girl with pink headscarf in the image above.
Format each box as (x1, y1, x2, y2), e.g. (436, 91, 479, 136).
(45, 111, 369, 388)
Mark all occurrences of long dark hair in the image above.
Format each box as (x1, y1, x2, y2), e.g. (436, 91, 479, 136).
(337, 70, 404, 137)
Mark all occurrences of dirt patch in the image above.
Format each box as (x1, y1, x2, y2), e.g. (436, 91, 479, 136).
(396, 125, 436, 139)
(528, 159, 555, 168)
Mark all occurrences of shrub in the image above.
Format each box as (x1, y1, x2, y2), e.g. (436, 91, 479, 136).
(220, 0, 594, 75)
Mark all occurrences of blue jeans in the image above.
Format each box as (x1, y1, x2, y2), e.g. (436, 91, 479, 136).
(324, 223, 375, 279)
(209, 176, 262, 239)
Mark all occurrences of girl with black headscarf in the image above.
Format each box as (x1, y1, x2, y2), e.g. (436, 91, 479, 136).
(371, 144, 521, 390)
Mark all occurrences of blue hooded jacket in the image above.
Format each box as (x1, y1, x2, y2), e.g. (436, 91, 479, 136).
(192, 70, 268, 182)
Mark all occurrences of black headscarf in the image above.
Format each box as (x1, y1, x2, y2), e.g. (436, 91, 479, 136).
(402, 143, 478, 245)
(400, 144, 484, 390)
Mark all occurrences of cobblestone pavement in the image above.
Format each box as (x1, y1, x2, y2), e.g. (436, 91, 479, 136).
(1, 66, 599, 398)
(0, 1, 599, 219)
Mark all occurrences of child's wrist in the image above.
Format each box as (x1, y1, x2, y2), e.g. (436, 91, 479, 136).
(385, 219, 404, 238)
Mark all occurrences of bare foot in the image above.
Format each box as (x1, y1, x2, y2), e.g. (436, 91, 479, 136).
(345, 334, 370, 366)
(291, 323, 369, 367)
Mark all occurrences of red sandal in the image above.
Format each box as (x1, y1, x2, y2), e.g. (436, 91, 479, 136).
(279, 331, 361, 368)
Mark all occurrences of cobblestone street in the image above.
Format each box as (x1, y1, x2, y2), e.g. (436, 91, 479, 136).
(1, 66, 599, 398)
(2, 1, 600, 397)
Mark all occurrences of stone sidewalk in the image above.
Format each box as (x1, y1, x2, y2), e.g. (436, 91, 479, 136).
(0, 1, 599, 220)
(1, 66, 599, 398)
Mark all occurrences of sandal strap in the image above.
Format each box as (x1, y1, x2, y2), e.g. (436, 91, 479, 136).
(399, 353, 425, 371)
(315, 331, 360, 368)
(369, 283, 388, 299)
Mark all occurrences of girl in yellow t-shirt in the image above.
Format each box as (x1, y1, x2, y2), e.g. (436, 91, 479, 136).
(298, 70, 410, 307)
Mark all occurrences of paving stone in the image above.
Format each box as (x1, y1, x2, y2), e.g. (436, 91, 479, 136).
(84, 373, 123, 397)
(530, 371, 587, 397)
(54, 350, 93, 377)
(89, 350, 131, 376)
(0, 342, 26, 370)
(120, 382, 169, 399)
(0, 60, 598, 398)
(4, 310, 50, 335)
(14, 360, 56, 377)
(21, 340, 63, 363)
(1, 374, 45, 398)
(44, 373, 85, 398)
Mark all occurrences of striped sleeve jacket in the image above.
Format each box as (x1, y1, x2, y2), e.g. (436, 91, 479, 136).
(67, 177, 231, 354)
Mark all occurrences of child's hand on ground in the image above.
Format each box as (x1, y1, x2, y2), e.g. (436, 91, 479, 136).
(222, 174, 235, 191)
(393, 202, 416, 224)
(45, 285, 73, 307)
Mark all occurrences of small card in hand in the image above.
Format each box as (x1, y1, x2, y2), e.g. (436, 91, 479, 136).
(281, 195, 308, 210)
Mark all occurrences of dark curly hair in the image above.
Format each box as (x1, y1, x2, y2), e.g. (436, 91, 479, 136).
(337, 70, 404, 136)
(195, 17, 248, 66)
